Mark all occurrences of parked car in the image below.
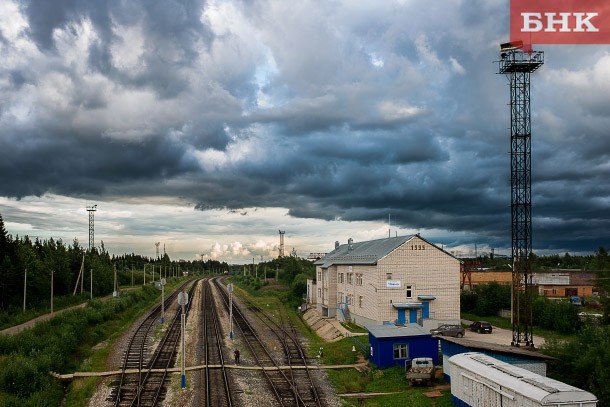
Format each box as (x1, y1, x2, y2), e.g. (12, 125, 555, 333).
(469, 321, 492, 334)
(430, 324, 465, 338)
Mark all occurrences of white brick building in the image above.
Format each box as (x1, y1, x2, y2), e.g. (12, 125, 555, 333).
(308, 234, 461, 329)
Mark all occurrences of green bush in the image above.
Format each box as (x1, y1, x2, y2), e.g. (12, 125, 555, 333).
(461, 282, 511, 316)
(0, 285, 161, 403)
(543, 326, 610, 406)
(0, 355, 42, 397)
(534, 297, 580, 334)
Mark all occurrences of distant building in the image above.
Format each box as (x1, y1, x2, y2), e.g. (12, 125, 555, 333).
(307, 234, 460, 330)
(468, 270, 596, 298)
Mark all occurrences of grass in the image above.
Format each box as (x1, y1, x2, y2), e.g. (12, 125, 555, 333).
(341, 321, 368, 333)
(327, 366, 453, 407)
(0, 293, 91, 331)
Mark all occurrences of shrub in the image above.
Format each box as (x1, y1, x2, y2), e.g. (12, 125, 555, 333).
(0, 355, 42, 397)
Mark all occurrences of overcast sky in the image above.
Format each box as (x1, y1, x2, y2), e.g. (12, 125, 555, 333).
(1, 0, 609, 263)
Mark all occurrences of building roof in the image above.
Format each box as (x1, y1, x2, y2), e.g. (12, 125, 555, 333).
(439, 336, 553, 360)
(450, 353, 597, 404)
(367, 323, 430, 338)
(315, 234, 456, 268)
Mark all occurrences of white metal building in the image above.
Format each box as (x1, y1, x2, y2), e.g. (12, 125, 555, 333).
(449, 353, 597, 407)
(311, 234, 460, 328)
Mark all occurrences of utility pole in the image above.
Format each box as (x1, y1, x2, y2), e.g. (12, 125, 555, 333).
(228, 283, 234, 340)
(51, 270, 54, 316)
(23, 269, 27, 312)
(113, 264, 118, 297)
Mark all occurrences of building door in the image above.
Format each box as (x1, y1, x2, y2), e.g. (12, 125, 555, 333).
(409, 309, 418, 323)
(397, 309, 406, 324)
(422, 302, 429, 319)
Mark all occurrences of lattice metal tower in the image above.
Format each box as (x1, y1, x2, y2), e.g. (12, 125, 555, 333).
(498, 42, 544, 347)
(86, 204, 97, 251)
(278, 230, 285, 258)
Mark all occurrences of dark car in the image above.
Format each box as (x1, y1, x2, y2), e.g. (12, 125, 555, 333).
(430, 324, 465, 338)
(470, 321, 493, 334)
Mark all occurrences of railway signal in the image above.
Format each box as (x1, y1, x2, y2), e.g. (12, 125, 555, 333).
(178, 291, 189, 389)
(156, 278, 167, 323)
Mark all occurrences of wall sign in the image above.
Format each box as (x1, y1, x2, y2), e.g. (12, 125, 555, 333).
(386, 280, 401, 288)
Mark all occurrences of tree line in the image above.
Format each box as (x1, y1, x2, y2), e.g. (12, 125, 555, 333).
(0, 213, 229, 312)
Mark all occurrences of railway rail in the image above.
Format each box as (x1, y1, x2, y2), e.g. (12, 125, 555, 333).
(245, 299, 322, 406)
(213, 278, 325, 407)
(110, 280, 196, 406)
(201, 278, 233, 407)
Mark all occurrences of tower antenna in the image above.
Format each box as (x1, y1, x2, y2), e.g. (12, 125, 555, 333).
(498, 41, 544, 347)
(278, 230, 285, 258)
(86, 204, 97, 251)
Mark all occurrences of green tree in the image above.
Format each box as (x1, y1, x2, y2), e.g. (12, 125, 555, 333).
(543, 326, 610, 405)
(472, 282, 511, 316)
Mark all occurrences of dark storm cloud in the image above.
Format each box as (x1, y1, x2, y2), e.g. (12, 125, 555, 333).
(0, 128, 197, 198)
(2, 0, 610, 254)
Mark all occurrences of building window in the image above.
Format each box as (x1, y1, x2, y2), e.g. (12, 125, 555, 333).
(552, 289, 557, 295)
(359, 296, 363, 308)
(386, 273, 392, 280)
(393, 343, 408, 359)
(406, 285, 413, 298)
(317, 271, 321, 281)
(347, 294, 354, 305)
(347, 273, 353, 284)
(339, 273, 344, 283)
(317, 288, 321, 298)
(356, 273, 363, 286)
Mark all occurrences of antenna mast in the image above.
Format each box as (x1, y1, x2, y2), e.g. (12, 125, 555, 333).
(498, 41, 544, 347)
(86, 204, 97, 251)
(278, 230, 285, 257)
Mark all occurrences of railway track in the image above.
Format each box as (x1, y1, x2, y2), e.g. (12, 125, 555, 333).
(213, 278, 325, 407)
(201, 278, 233, 407)
(246, 300, 322, 407)
(109, 280, 196, 407)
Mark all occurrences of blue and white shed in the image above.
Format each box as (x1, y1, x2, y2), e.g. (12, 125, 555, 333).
(367, 324, 438, 368)
(449, 353, 597, 407)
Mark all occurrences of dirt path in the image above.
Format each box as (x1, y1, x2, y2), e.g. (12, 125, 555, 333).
(0, 303, 89, 336)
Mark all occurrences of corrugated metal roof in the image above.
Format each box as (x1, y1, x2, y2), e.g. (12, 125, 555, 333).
(450, 353, 597, 404)
(315, 235, 414, 268)
(367, 323, 430, 338)
(439, 336, 554, 360)
(314, 234, 459, 268)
